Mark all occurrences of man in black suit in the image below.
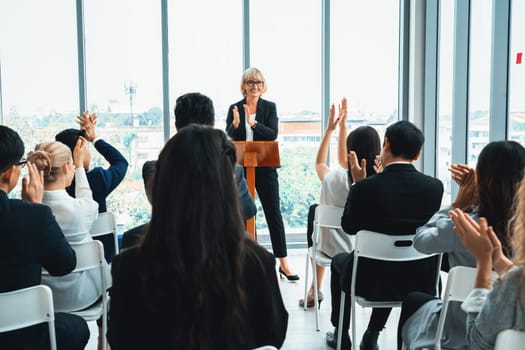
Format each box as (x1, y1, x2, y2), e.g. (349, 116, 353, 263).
(55, 111, 129, 214)
(0, 125, 89, 350)
(326, 121, 444, 350)
(174, 92, 257, 221)
(56, 112, 129, 261)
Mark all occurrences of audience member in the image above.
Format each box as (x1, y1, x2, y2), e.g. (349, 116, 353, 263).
(108, 125, 288, 349)
(0, 125, 89, 350)
(173, 92, 257, 220)
(56, 111, 128, 213)
(226, 67, 298, 280)
(450, 178, 525, 349)
(29, 139, 109, 348)
(399, 140, 525, 350)
(174, 92, 256, 221)
(326, 121, 444, 350)
(56, 111, 128, 262)
(121, 160, 156, 249)
(300, 98, 381, 308)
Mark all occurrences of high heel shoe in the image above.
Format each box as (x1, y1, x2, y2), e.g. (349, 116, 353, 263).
(279, 267, 300, 281)
(299, 290, 324, 308)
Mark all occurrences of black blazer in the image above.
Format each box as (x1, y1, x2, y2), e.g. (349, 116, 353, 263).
(0, 190, 76, 293)
(108, 240, 288, 349)
(226, 98, 278, 141)
(341, 163, 444, 299)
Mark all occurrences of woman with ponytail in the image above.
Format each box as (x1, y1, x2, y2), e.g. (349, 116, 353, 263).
(29, 138, 104, 312)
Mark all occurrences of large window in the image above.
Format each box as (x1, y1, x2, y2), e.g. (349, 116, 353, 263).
(331, 0, 399, 137)
(169, 0, 242, 133)
(250, 0, 321, 234)
(467, 0, 492, 165)
(509, 0, 525, 142)
(0, 1, 78, 196)
(437, 0, 455, 206)
(84, 0, 163, 229)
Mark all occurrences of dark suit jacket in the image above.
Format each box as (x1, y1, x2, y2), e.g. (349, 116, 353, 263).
(66, 139, 128, 213)
(341, 163, 444, 299)
(0, 190, 76, 293)
(226, 98, 278, 141)
(0, 190, 77, 347)
(108, 240, 288, 349)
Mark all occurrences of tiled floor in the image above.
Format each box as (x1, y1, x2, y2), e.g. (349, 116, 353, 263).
(86, 247, 401, 349)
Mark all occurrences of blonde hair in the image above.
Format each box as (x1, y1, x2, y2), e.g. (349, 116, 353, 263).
(27, 141, 72, 183)
(509, 176, 525, 282)
(240, 67, 267, 96)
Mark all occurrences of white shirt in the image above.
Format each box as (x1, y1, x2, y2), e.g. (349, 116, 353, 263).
(246, 113, 256, 141)
(41, 168, 107, 312)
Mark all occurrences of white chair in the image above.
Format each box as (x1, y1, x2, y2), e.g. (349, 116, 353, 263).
(69, 240, 111, 350)
(433, 266, 498, 350)
(90, 211, 119, 260)
(495, 329, 525, 350)
(250, 346, 278, 350)
(337, 230, 441, 350)
(0, 285, 57, 350)
(303, 204, 345, 331)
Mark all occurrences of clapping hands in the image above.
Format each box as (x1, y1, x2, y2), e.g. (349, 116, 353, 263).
(450, 163, 478, 211)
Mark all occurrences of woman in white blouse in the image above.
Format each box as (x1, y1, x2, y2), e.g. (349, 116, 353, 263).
(28, 138, 103, 312)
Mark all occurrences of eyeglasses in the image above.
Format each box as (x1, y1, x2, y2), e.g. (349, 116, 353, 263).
(16, 159, 27, 168)
(245, 80, 264, 87)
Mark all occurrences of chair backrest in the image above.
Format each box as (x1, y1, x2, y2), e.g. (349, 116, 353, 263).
(71, 240, 111, 288)
(316, 205, 344, 229)
(353, 230, 434, 261)
(313, 205, 344, 245)
(434, 266, 498, 350)
(495, 329, 525, 350)
(90, 212, 116, 236)
(90, 212, 119, 261)
(0, 285, 57, 350)
(351, 230, 441, 298)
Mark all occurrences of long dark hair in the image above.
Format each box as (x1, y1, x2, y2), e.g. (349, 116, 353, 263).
(140, 125, 246, 349)
(477, 141, 525, 254)
(347, 126, 381, 183)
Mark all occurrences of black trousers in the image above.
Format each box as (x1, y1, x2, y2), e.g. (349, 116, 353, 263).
(306, 203, 319, 248)
(330, 253, 392, 337)
(255, 167, 287, 258)
(0, 312, 89, 350)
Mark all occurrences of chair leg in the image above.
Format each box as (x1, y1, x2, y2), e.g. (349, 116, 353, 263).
(303, 253, 310, 311)
(313, 259, 319, 331)
(101, 300, 108, 350)
(337, 291, 346, 350)
(351, 295, 356, 350)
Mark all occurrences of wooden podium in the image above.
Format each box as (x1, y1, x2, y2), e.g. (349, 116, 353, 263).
(234, 141, 281, 240)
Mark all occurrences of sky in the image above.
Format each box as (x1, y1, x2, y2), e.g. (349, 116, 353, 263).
(0, 0, 523, 121)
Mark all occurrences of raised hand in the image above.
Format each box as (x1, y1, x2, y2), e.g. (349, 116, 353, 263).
(327, 104, 338, 132)
(373, 155, 383, 174)
(22, 162, 44, 203)
(339, 97, 348, 125)
(76, 111, 97, 142)
(348, 150, 367, 183)
(73, 137, 88, 168)
(450, 164, 477, 210)
(232, 106, 241, 129)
